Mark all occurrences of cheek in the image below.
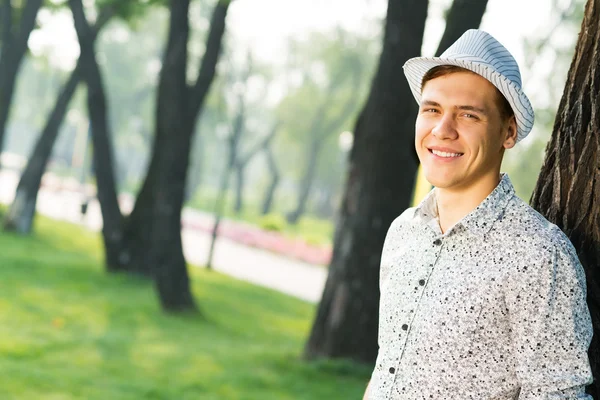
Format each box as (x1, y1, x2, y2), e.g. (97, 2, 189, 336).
(415, 117, 430, 143)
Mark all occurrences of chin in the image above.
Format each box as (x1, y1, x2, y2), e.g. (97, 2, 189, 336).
(423, 171, 458, 189)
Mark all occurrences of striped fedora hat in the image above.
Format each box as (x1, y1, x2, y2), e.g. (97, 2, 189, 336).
(403, 29, 534, 142)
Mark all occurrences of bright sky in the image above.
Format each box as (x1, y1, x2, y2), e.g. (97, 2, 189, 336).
(29, 0, 564, 112)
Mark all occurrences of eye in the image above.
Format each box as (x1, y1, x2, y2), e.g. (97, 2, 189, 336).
(422, 108, 439, 113)
(463, 113, 478, 119)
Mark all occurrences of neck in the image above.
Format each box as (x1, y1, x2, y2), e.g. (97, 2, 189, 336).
(436, 173, 502, 234)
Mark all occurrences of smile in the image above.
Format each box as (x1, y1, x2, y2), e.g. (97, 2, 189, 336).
(429, 149, 463, 158)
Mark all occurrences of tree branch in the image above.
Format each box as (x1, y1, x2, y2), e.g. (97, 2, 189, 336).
(188, 0, 231, 119)
(435, 0, 489, 56)
(237, 121, 280, 167)
(0, 0, 12, 46)
(13, 0, 43, 55)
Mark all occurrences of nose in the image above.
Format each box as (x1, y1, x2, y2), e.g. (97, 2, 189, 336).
(431, 113, 458, 140)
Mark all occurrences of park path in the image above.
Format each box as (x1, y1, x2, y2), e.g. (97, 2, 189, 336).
(0, 170, 327, 303)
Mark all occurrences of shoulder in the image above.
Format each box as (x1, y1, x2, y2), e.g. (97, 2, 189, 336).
(499, 197, 581, 271)
(385, 207, 418, 239)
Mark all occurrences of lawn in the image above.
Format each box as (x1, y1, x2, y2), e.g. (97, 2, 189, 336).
(0, 216, 370, 399)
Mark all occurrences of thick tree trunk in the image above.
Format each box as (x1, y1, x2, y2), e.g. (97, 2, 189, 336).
(304, 0, 488, 364)
(123, 0, 229, 311)
(261, 144, 279, 215)
(3, 13, 110, 235)
(530, 0, 600, 396)
(0, 0, 43, 156)
(70, 0, 127, 272)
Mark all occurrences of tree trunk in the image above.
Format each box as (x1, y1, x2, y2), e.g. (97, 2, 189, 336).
(233, 161, 245, 214)
(304, 0, 488, 364)
(3, 64, 83, 233)
(3, 13, 111, 235)
(261, 144, 279, 215)
(435, 0, 489, 56)
(70, 0, 126, 272)
(123, 0, 230, 311)
(530, 0, 600, 396)
(287, 137, 323, 224)
(0, 0, 43, 157)
(207, 98, 245, 269)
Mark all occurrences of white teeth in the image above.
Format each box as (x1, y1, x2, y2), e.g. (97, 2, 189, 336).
(431, 149, 462, 158)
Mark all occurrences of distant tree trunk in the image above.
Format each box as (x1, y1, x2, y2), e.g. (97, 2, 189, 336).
(185, 132, 204, 203)
(530, 0, 600, 396)
(0, 0, 43, 157)
(287, 137, 323, 224)
(123, 0, 229, 311)
(70, 0, 127, 271)
(261, 143, 279, 215)
(287, 80, 362, 225)
(304, 0, 488, 364)
(233, 161, 245, 214)
(232, 123, 272, 215)
(207, 98, 245, 269)
(315, 186, 335, 219)
(3, 12, 111, 235)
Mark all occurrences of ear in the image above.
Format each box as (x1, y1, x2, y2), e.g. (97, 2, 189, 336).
(503, 116, 518, 149)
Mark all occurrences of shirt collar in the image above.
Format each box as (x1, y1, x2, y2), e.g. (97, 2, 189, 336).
(415, 174, 516, 236)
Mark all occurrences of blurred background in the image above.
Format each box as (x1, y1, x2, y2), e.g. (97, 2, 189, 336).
(0, 0, 586, 398)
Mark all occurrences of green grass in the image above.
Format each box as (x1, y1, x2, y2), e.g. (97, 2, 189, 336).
(0, 216, 369, 399)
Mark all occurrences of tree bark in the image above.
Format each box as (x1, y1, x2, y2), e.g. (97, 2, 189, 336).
(530, 0, 600, 396)
(304, 0, 488, 364)
(3, 11, 111, 235)
(123, 0, 230, 311)
(70, 0, 127, 272)
(0, 0, 43, 157)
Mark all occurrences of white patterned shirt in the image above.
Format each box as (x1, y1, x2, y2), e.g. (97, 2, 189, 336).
(369, 174, 593, 399)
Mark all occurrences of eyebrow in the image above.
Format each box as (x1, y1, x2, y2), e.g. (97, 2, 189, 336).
(421, 100, 488, 116)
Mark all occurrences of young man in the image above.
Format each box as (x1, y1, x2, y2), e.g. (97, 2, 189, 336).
(364, 30, 593, 399)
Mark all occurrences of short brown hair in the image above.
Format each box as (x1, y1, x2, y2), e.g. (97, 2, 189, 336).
(421, 65, 514, 121)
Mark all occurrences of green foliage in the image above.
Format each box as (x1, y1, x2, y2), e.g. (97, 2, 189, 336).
(0, 216, 369, 399)
(259, 213, 287, 232)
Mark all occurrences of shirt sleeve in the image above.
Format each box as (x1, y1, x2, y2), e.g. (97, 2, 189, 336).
(505, 234, 593, 399)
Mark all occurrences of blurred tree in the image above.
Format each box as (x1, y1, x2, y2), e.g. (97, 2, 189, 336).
(304, 0, 488, 363)
(69, 0, 128, 271)
(259, 122, 280, 215)
(207, 93, 244, 270)
(3, 9, 113, 234)
(530, 0, 600, 395)
(121, 0, 230, 311)
(0, 0, 43, 162)
(282, 29, 371, 225)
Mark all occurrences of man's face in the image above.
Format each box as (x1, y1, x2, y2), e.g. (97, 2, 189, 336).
(415, 71, 516, 193)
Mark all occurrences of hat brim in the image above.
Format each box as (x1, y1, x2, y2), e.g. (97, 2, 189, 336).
(403, 56, 534, 142)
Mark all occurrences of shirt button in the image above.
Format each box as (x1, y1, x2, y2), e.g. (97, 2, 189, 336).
(389, 367, 395, 374)
(419, 279, 425, 286)
(402, 324, 408, 330)
(433, 238, 442, 246)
